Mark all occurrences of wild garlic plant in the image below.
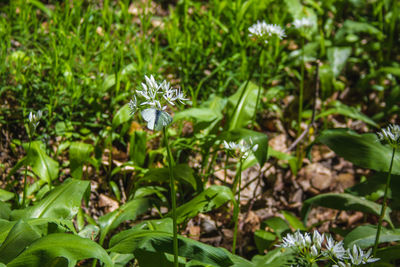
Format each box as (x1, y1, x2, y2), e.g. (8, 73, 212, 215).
(129, 75, 188, 267)
(223, 139, 258, 253)
(292, 16, 315, 168)
(247, 21, 286, 124)
(280, 230, 379, 266)
(22, 110, 43, 207)
(373, 124, 400, 256)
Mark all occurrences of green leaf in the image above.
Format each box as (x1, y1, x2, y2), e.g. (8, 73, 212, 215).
(27, 0, 53, 17)
(227, 81, 259, 130)
(0, 220, 41, 264)
(301, 193, 392, 225)
(98, 198, 152, 243)
(169, 185, 234, 224)
(69, 142, 93, 179)
(0, 202, 11, 220)
(108, 230, 233, 267)
(0, 189, 14, 202)
(317, 101, 378, 127)
(377, 245, 400, 261)
(25, 141, 59, 184)
(219, 128, 269, 166)
(335, 20, 384, 42)
(138, 164, 197, 191)
(314, 129, 400, 175)
(7, 233, 113, 267)
(129, 131, 147, 167)
(327, 47, 352, 77)
(11, 179, 90, 220)
(254, 230, 277, 253)
(319, 64, 334, 100)
(344, 225, 400, 249)
(281, 211, 306, 231)
(113, 103, 131, 129)
(261, 217, 291, 239)
(252, 248, 296, 267)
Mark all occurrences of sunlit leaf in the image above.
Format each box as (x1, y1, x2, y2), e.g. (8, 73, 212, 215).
(314, 129, 400, 174)
(25, 141, 59, 184)
(113, 103, 131, 129)
(11, 179, 90, 220)
(7, 233, 113, 267)
(109, 230, 233, 267)
(69, 142, 93, 179)
(344, 225, 400, 249)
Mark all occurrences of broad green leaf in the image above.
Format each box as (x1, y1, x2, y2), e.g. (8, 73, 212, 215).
(174, 107, 222, 134)
(252, 248, 296, 267)
(129, 130, 147, 167)
(11, 179, 90, 220)
(25, 141, 59, 184)
(335, 20, 384, 42)
(98, 198, 152, 243)
(327, 47, 352, 77)
(102, 74, 116, 92)
(317, 101, 378, 127)
(301, 193, 392, 225)
(69, 142, 93, 179)
(138, 164, 197, 190)
(7, 233, 113, 267)
(281, 211, 306, 231)
(319, 64, 334, 100)
(254, 230, 277, 253)
(346, 173, 400, 208)
(261, 217, 291, 239)
(314, 129, 400, 174)
(110, 252, 135, 267)
(344, 225, 400, 249)
(227, 81, 259, 130)
(132, 218, 173, 233)
(0, 202, 11, 220)
(377, 245, 400, 261)
(0, 189, 14, 202)
(219, 128, 268, 166)
(109, 230, 233, 267)
(113, 103, 131, 129)
(169, 185, 234, 224)
(379, 67, 400, 77)
(0, 220, 41, 264)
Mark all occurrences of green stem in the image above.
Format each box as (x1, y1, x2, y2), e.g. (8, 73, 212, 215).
(163, 127, 179, 267)
(253, 46, 265, 125)
(298, 36, 305, 136)
(232, 159, 243, 254)
(22, 139, 32, 207)
(373, 147, 396, 256)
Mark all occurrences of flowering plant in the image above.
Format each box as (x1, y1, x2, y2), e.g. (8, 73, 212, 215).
(129, 75, 188, 131)
(248, 20, 286, 43)
(280, 230, 379, 266)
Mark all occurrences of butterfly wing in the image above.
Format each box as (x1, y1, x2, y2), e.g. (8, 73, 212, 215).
(154, 110, 173, 131)
(141, 108, 156, 130)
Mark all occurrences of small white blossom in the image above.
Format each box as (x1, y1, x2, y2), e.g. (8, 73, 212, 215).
(313, 230, 324, 250)
(248, 21, 286, 42)
(325, 235, 346, 260)
(28, 110, 42, 134)
(129, 96, 137, 115)
(293, 17, 314, 29)
(223, 139, 258, 160)
(377, 124, 400, 149)
(333, 261, 351, 267)
(348, 245, 379, 265)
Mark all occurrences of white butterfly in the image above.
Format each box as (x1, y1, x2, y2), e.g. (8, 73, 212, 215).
(141, 108, 173, 131)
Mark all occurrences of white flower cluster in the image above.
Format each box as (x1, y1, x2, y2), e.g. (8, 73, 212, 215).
(248, 21, 286, 42)
(377, 124, 400, 149)
(293, 17, 314, 29)
(223, 139, 258, 159)
(280, 230, 379, 266)
(129, 75, 188, 114)
(27, 110, 43, 136)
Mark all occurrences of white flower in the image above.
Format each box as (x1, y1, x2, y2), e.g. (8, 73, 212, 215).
(175, 88, 188, 104)
(224, 139, 258, 160)
(325, 236, 346, 260)
(377, 124, 400, 149)
(248, 21, 286, 42)
(163, 88, 178, 106)
(129, 96, 137, 115)
(348, 245, 379, 265)
(293, 17, 314, 29)
(313, 230, 324, 250)
(28, 110, 42, 130)
(333, 262, 351, 267)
